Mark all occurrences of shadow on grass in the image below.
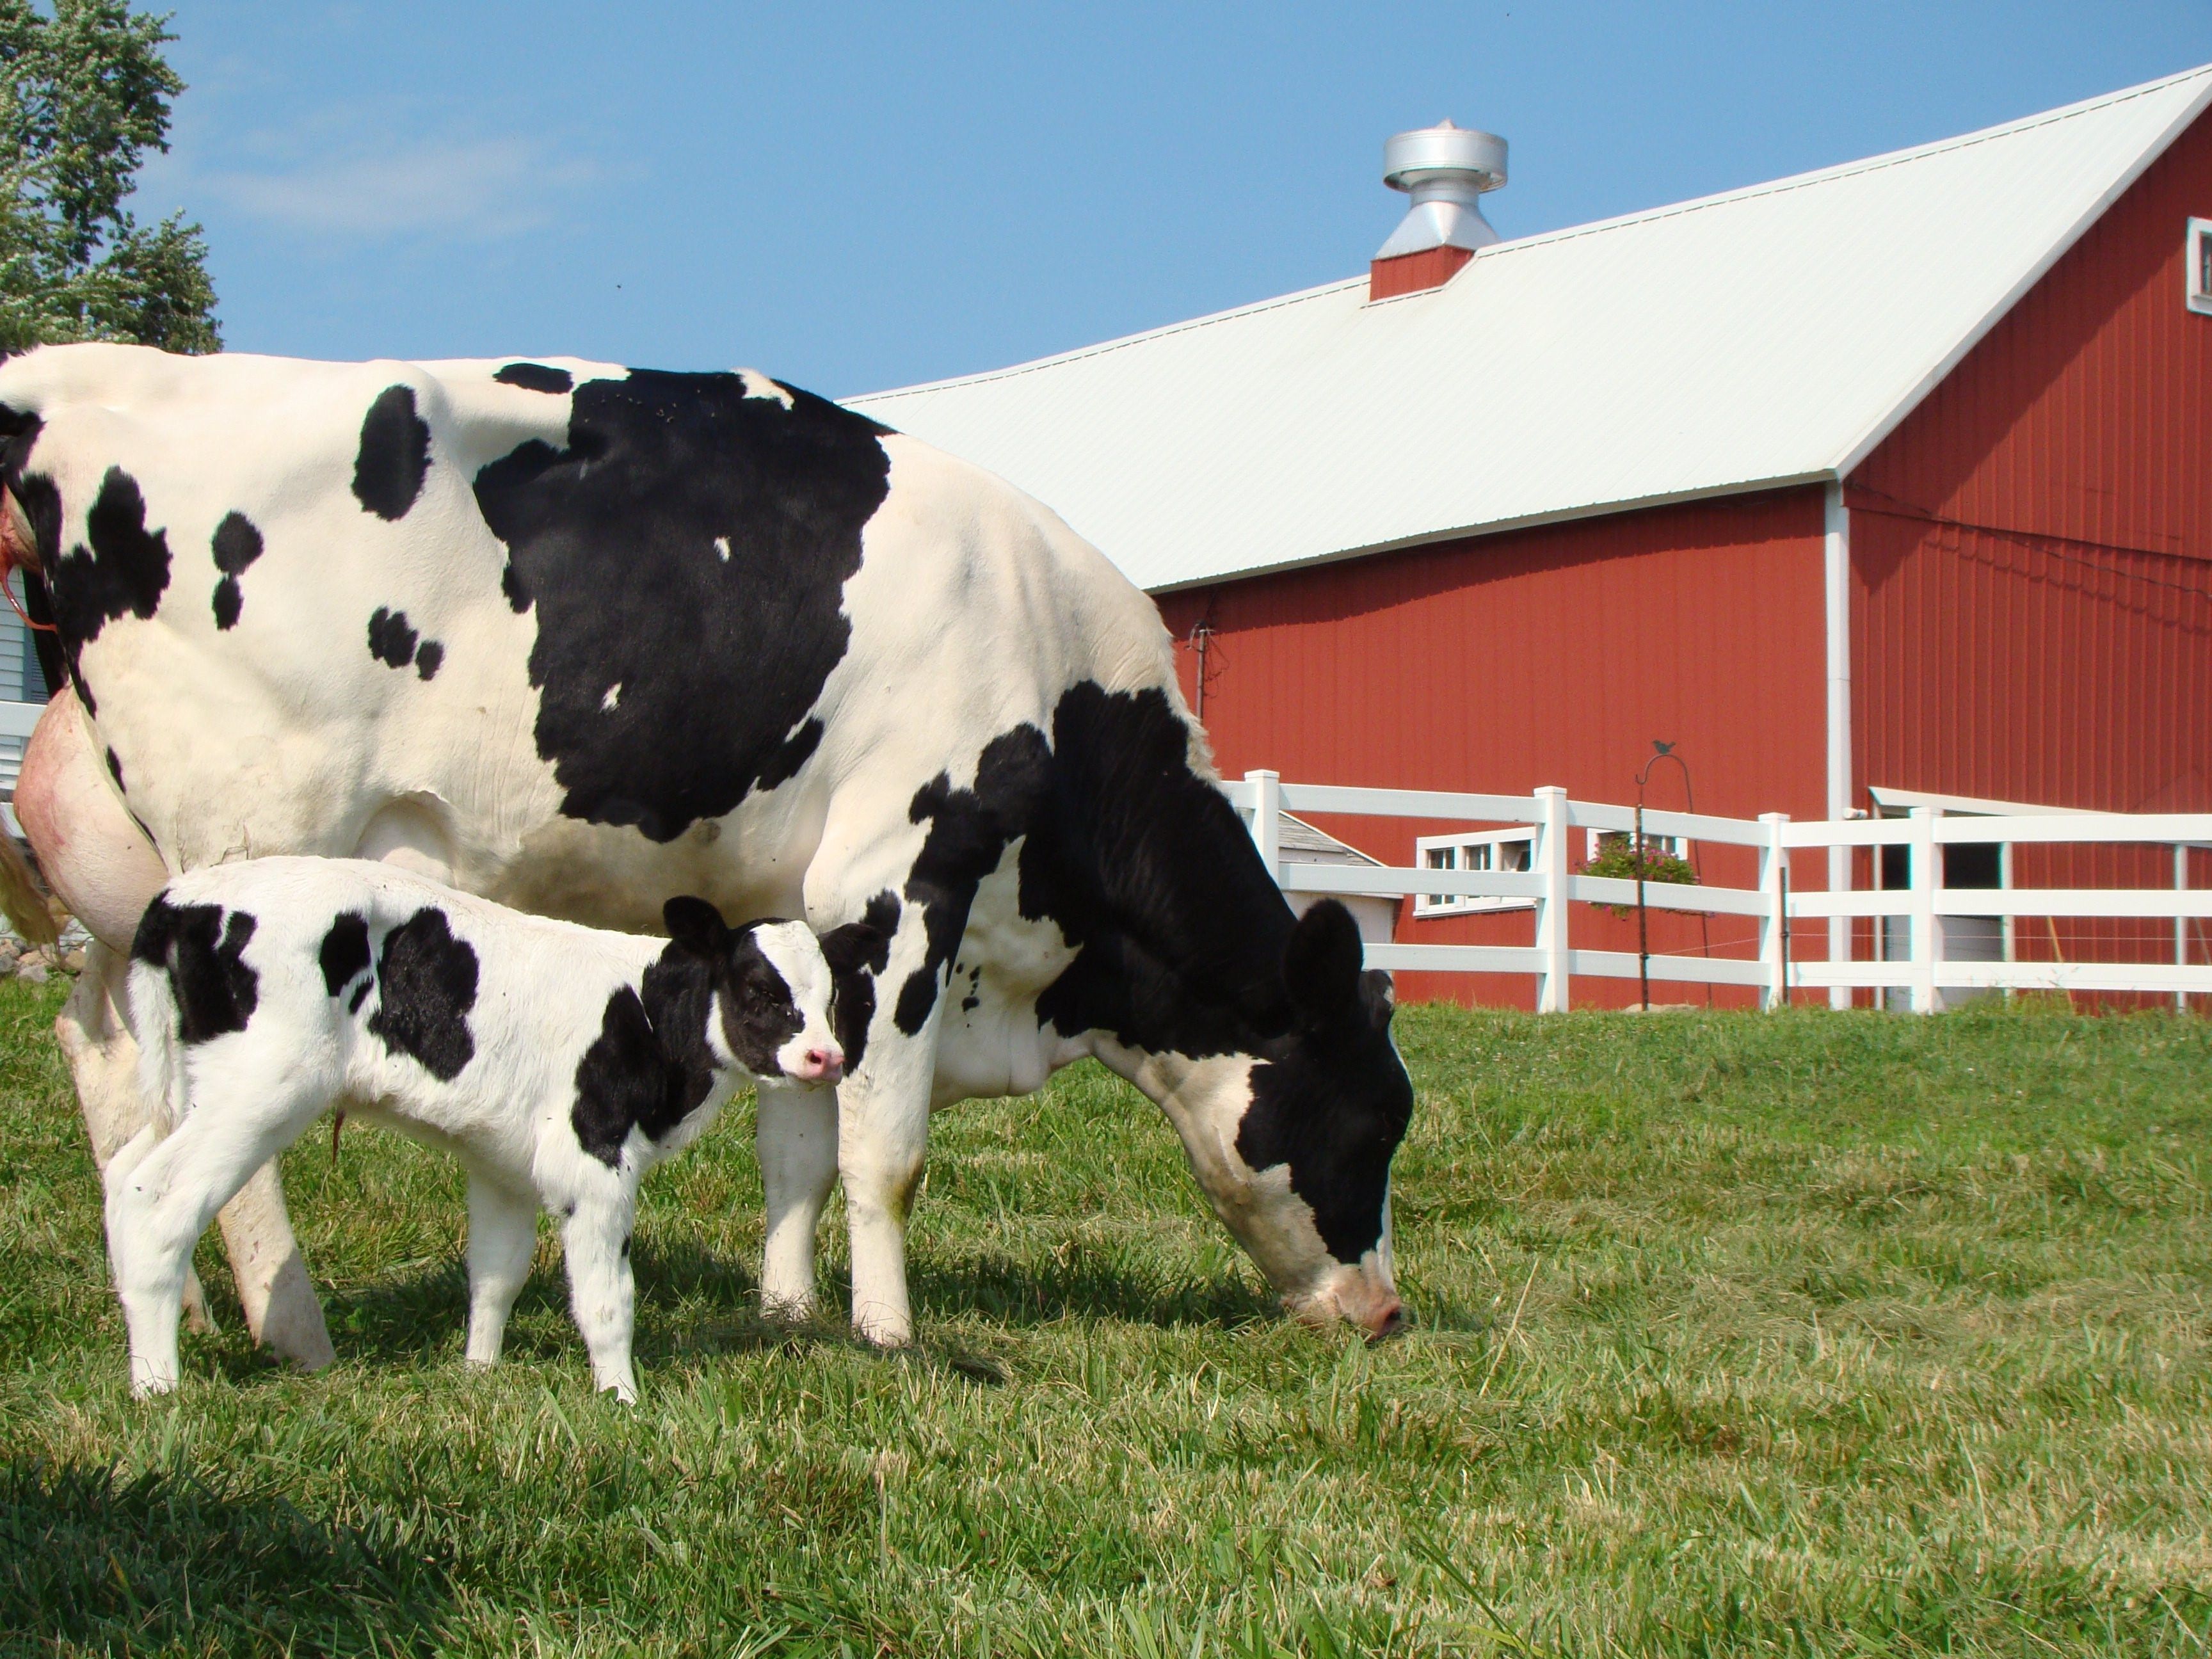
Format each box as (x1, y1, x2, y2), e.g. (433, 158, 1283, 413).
(0, 1458, 451, 1656)
(209, 1229, 1276, 1395)
(908, 1243, 1278, 1333)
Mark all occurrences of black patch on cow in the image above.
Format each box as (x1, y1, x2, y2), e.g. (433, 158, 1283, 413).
(819, 890, 897, 1070)
(620, 1233, 630, 1258)
(499, 559, 529, 613)
(104, 748, 122, 790)
(367, 605, 419, 670)
(1230, 902, 1411, 1263)
(364, 907, 477, 1080)
(472, 370, 892, 842)
(495, 362, 573, 394)
(349, 981, 372, 1014)
(131, 894, 259, 1045)
(0, 416, 66, 698)
(960, 995, 979, 1012)
(414, 639, 444, 680)
(353, 385, 432, 520)
(45, 467, 170, 699)
(893, 726, 1055, 1034)
(209, 511, 262, 630)
(318, 910, 372, 998)
(755, 717, 823, 794)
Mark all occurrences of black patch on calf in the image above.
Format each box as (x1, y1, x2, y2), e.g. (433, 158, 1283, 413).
(365, 907, 477, 1080)
(131, 894, 259, 1045)
(572, 936, 737, 1166)
(472, 370, 891, 842)
(414, 640, 444, 680)
(210, 511, 262, 629)
(367, 606, 419, 670)
(47, 469, 170, 694)
(710, 927, 806, 1074)
(353, 385, 432, 520)
(495, 362, 573, 394)
(820, 890, 897, 1070)
(318, 910, 371, 997)
(104, 748, 122, 790)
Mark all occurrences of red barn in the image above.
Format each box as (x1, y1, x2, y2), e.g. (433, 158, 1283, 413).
(853, 67, 2212, 1007)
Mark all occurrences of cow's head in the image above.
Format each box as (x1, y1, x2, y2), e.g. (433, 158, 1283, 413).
(1125, 899, 1413, 1340)
(664, 897, 844, 1086)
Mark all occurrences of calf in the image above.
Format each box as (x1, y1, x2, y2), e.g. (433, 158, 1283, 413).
(108, 857, 841, 1400)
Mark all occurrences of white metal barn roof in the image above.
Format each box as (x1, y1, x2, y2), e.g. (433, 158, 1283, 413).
(847, 65, 2212, 594)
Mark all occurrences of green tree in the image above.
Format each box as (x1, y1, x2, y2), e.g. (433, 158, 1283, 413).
(0, 0, 216, 355)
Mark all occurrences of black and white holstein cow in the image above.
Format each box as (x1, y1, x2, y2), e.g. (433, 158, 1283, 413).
(115, 858, 841, 1398)
(0, 343, 1413, 1361)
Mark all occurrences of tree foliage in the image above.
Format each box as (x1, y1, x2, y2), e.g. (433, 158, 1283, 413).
(0, 0, 216, 355)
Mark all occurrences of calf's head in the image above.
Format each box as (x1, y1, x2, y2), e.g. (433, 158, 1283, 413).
(1166, 901, 1414, 1340)
(664, 897, 843, 1085)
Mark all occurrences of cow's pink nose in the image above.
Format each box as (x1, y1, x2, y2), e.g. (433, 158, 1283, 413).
(1362, 1298, 1406, 1342)
(799, 1046, 844, 1084)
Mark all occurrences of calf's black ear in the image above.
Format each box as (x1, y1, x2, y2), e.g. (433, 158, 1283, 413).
(1283, 899, 1364, 1034)
(663, 895, 732, 957)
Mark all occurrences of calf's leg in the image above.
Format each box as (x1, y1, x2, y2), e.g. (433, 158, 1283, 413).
(464, 1174, 538, 1366)
(757, 1077, 838, 1318)
(24, 694, 333, 1368)
(554, 1174, 641, 1402)
(104, 1082, 326, 1396)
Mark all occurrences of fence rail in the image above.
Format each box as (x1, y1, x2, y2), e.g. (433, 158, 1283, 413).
(1224, 772, 2209, 1012)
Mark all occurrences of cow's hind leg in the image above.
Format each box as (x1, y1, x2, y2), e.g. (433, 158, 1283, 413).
(104, 1079, 327, 1396)
(757, 1077, 838, 1319)
(463, 1173, 538, 1367)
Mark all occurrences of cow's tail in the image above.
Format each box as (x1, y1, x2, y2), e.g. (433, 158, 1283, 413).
(0, 829, 58, 947)
(124, 924, 188, 1137)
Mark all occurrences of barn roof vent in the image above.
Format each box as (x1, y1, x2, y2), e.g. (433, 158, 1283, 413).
(1370, 120, 1507, 301)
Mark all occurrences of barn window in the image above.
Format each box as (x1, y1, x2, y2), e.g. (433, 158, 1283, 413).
(1413, 829, 1535, 917)
(2188, 218, 2212, 316)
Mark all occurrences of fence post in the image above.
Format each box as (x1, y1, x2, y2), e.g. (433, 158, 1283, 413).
(1243, 770, 1282, 888)
(1909, 806, 1940, 1014)
(2177, 842, 2190, 1014)
(1535, 785, 1571, 1013)
(1759, 813, 1790, 1010)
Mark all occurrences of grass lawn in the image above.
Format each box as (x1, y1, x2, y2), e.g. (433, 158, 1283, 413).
(2, 977, 2209, 1656)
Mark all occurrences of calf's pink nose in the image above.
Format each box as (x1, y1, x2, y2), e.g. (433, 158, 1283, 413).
(799, 1046, 844, 1084)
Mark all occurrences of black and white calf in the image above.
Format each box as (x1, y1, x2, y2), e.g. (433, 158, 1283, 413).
(108, 858, 840, 1400)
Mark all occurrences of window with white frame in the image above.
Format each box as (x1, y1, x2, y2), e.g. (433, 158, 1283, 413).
(1413, 828, 1534, 917)
(2189, 218, 2212, 316)
(1585, 827, 1687, 864)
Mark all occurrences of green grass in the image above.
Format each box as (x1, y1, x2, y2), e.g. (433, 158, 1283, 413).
(3, 979, 2210, 1656)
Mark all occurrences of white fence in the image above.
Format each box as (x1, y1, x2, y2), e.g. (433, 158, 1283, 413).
(1224, 771, 2211, 1013)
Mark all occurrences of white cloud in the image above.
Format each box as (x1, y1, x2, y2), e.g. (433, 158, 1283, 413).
(196, 134, 600, 240)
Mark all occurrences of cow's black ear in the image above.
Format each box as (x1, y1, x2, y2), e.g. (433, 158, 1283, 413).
(663, 895, 731, 957)
(1283, 900, 1364, 1033)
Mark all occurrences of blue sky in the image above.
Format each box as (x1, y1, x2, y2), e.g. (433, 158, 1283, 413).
(138, 2, 2212, 398)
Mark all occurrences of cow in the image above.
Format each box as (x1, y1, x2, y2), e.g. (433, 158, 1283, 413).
(112, 858, 841, 1399)
(0, 342, 1413, 1365)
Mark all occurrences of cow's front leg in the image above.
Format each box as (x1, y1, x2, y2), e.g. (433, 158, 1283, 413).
(837, 1029, 936, 1348)
(757, 1077, 837, 1319)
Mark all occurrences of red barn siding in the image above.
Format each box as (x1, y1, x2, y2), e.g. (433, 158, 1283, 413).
(1156, 488, 1829, 1006)
(1851, 104, 2212, 815)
